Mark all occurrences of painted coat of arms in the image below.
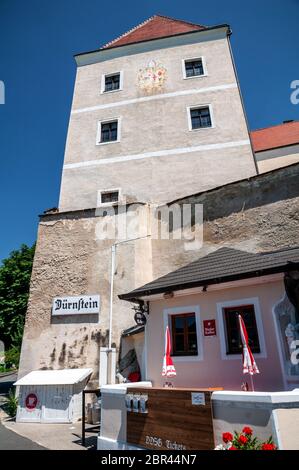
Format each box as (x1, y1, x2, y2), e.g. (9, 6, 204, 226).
(137, 60, 167, 92)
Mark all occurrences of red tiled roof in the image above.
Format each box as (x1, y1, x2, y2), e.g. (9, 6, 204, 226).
(251, 121, 299, 152)
(101, 15, 206, 49)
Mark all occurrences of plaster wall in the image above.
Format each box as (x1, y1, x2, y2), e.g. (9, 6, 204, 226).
(19, 164, 299, 384)
(212, 390, 299, 449)
(59, 34, 256, 212)
(256, 144, 299, 173)
(146, 280, 285, 391)
(150, 163, 299, 279)
(18, 205, 152, 383)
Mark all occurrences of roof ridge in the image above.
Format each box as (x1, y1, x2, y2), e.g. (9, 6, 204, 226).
(154, 13, 206, 29)
(101, 15, 156, 49)
(192, 246, 257, 258)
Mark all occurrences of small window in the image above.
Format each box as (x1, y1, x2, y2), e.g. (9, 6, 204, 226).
(101, 190, 119, 204)
(224, 305, 260, 355)
(171, 313, 198, 356)
(190, 106, 212, 130)
(184, 59, 204, 78)
(104, 73, 120, 92)
(100, 120, 118, 143)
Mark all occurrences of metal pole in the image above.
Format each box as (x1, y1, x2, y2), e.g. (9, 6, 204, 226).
(82, 390, 85, 446)
(107, 235, 150, 351)
(106, 235, 150, 383)
(250, 375, 255, 392)
(108, 244, 116, 351)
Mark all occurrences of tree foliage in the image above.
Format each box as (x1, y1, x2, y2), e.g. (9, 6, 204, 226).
(0, 244, 35, 349)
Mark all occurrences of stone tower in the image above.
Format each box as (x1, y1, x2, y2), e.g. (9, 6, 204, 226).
(19, 15, 257, 384)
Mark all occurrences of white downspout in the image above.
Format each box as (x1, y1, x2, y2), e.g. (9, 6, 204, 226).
(108, 236, 150, 349)
(108, 244, 116, 350)
(105, 235, 151, 384)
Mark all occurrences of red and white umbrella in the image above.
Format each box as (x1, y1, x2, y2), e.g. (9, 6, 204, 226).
(238, 314, 259, 390)
(162, 325, 176, 377)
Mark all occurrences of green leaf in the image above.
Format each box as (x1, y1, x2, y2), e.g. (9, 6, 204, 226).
(0, 243, 35, 349)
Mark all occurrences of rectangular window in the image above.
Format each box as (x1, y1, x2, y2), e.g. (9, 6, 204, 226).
(171, 313, 198, 356)
(185, 59, 204, 78)
(101, 190, 119, 204)
(190, 106, 212, 130)
(104, 73, 120, 92)
(224, 305, 260, 355)
(100, 120, 118, 143)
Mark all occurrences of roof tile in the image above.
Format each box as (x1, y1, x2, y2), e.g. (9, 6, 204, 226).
(101, 15, 206, 49)
(251, 121, 299, 152)
(119, 246, 299, 300)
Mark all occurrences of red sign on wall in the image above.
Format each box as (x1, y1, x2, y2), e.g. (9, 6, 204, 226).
(25, 393, 38, 411)
(203, 319, 217, 337)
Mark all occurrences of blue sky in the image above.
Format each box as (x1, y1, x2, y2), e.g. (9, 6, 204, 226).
(0, 0, 298, 262)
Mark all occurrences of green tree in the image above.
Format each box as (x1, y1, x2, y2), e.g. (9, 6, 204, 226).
(0, 244, 35, 350)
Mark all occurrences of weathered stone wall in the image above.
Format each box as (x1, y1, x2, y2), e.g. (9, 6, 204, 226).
(59, 32, 256, 212)
(19, 164, 299, 383)
(151, 163, 299, 278)
(19, 204, 153, 383)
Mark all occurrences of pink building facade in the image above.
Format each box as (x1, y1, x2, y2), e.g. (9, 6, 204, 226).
(120, 247, 299, 392)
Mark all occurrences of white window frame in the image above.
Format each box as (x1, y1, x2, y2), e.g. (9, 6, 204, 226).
(100, 71, 123, 94)
(97, 188, 122, 207)
(182, 56, 208, 80)
(216, 297, 267, 361)
(163, 305, 203, 362)
(96, 117, 121, 145)
(187, 103, 215, 132)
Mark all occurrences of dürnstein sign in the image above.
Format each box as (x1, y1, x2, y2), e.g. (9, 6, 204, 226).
(52, 295, 100, 315)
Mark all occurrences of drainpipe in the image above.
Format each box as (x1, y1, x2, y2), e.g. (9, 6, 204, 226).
(108, 235, 151, 350)
(103, 235, 150, 385)
(108, 244, 116, 350)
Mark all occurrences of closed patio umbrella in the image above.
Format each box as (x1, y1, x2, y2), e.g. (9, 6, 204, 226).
(238, 314, 259, 390)
(162, 325, 176, 378)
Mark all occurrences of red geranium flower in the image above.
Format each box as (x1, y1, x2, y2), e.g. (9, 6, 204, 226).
(222, 432, 233, 443)
(238, 435, 248, 445)
(228, 446, 237, 450)
(242, 426, 253, 435)
(261, 443, 276, 451)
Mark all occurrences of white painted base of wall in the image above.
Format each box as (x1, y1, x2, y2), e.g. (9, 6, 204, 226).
(99, 347, 117, 386)
(212, 389, 299, 450)
(97, 436, 144, 450)
(99, 381, 152, 447)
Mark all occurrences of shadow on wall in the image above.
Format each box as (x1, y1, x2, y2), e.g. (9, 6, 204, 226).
(51, 314, 99, 324)
(213, 400, 271, 427)
(169, 162, 299, 222)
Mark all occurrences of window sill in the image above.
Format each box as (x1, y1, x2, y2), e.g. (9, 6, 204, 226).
(226, 351, 261, 356)
(96, 140, 120, 146)
(172, 353, 198, 357)
(189, 125, 215, 132)
(222, 352, 267, 360)
(101, 88, 122, 95)
(171, 354, 203, 362)
(183, 74, 208, 80)
(97, 201, 120, 208)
